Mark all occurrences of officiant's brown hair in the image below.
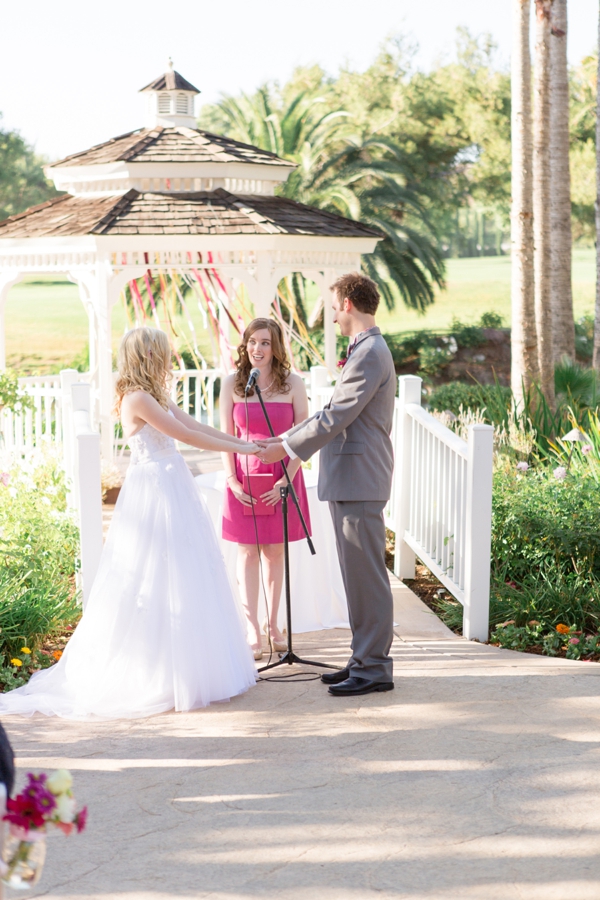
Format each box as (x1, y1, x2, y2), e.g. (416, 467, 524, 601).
(331, 273, 380, 315)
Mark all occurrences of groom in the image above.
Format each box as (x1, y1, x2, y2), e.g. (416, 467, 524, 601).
(258, 273, 396, 696)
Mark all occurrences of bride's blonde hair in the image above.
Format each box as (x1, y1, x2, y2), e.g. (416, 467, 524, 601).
(114, 327, 172, 416)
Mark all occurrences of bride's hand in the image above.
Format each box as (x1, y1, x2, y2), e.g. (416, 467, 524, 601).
(238, 441, 260, 454)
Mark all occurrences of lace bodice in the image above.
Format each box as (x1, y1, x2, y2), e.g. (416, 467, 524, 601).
(129, 422, 178, 465)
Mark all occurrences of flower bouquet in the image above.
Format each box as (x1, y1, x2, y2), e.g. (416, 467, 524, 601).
(2, 769, 87, 890)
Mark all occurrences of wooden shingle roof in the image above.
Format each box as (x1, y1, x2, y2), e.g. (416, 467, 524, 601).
(0, 190, 382, 240)
(139, 70, 200, 94)
(50, 127, 293, 169)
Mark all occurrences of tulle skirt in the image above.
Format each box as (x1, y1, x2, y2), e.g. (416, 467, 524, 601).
(0, 452, 257, 719)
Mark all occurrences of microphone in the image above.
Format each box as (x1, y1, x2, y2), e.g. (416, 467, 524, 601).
(245, 367, 260, 394)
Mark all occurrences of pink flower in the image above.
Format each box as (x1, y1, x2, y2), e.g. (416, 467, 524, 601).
(582, 444, 593, 456)
(553, 466, 567, 481)
(75, 806, 88, 833)
(569, 638, 580, 645)
(0, 473, 9, 487)
(337, 356, 347, 369)
(516, 461, 529, 472)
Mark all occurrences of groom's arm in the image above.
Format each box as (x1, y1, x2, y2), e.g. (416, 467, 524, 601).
(285, 353, 383, 462)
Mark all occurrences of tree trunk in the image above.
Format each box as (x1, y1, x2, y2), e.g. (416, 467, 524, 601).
(533, 0, 556, 406)
(550, 0, 575, 363)
(594, 4, 600, 369)
(511, 0, 539, 405)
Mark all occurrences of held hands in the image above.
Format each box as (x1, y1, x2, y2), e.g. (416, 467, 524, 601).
(256, 438, 288, 465)
(238, 441, 261, 454)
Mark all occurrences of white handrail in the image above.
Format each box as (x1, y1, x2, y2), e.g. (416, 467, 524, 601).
(392, 375, 493, 641)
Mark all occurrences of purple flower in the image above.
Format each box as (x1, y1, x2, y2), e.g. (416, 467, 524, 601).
(24, 773, 56, 816)
(516, 461, 529, 472)
(582, 444, 593, 456)
(553, 466, 567, 482)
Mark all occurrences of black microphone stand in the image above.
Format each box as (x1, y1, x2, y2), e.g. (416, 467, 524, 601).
(249, 382, 339, 673)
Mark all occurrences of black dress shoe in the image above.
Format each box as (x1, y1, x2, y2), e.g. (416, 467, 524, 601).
(328, 677, 394, 697)
(321, 667, 349, 685)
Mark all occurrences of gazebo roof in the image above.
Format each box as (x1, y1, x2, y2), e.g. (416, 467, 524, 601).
(50, 127, 292, 169)
(0, 189, 382, 239)
(139, 70, 200, 94)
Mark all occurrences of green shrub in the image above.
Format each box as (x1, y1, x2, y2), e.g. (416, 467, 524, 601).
(428, 382, 511, 417)
(492, 464, 600, 581)
(449, 316, 485, 348)
(436, 464, 600, 651)
(0, 371, 34, 414)
(0, 449, 80, 670)
(480, 311, 504, 329)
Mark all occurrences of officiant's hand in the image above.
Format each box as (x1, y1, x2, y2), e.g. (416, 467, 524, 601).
(227, 476, 254, 507)
(261, 479, 286, 506)
(257, 442, 288, 464)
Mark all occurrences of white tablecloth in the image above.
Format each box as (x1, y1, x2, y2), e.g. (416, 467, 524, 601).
(195, 469, 349, 633)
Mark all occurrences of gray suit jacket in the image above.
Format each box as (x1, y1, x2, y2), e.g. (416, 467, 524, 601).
(286, 327, 396, 502)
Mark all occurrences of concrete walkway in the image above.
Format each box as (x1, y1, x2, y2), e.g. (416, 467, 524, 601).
(5, 577, 600, 899)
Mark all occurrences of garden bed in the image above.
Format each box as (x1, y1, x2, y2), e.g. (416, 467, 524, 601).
(0, 447, 81, 691)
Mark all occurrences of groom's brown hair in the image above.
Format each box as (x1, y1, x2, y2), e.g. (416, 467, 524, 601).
(330, 272, 380, 315)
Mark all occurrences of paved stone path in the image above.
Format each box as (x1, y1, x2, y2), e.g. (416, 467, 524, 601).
(5, 579, 600, 899)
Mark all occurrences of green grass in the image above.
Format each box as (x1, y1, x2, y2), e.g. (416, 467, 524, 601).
(376, 248, 595, 335)
(4, 251, 596, 374)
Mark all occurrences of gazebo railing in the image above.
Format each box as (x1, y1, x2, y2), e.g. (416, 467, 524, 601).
(1, 369, 223, 458)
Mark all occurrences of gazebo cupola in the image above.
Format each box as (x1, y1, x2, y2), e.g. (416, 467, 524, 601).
(140, 59, 200, 129)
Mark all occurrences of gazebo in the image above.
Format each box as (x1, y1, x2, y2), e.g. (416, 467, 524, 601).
(0, 63, 381, 456)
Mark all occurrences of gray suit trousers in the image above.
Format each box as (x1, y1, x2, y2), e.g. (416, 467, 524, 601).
(329, 500, 394, 683)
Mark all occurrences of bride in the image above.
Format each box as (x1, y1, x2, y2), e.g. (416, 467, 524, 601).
(0, 327, 261, 719)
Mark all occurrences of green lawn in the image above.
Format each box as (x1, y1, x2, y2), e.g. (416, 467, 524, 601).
(4, 251, 596, 374)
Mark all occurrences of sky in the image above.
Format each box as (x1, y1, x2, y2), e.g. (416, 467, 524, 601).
(1, 0, 598, 161)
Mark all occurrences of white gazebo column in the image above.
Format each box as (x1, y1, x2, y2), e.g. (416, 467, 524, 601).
(0, 273, 21, 370)
(254, 252, 274, 318)
(93, 261, 115, 459)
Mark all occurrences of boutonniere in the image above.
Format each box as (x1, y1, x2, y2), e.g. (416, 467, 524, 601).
(337, 355, 348, 369)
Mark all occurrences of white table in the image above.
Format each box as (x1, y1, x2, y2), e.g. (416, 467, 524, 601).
(195, 469, 349, 633)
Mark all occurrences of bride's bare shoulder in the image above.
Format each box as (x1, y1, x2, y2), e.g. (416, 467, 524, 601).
(121, 390, 155, 411)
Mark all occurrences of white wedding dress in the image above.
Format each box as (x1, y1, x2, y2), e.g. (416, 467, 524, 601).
(0, 420, 257, 719)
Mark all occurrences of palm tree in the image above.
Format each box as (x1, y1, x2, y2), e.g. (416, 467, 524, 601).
(594, 7, 600, 369)
(533, 0, 556, 406)
(550, 0, 575, 363)
(511, 0, 539, 405)
(209, 87, 445, 313)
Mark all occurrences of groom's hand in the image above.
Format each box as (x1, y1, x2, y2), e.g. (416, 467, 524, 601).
(258, 442, 288, 464)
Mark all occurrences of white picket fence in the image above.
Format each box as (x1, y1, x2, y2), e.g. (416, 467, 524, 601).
(2, 366, 494, 637)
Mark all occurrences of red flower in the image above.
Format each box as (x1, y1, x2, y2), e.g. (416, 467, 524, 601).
(4, 795, 45, 830)
(337, 356, 347, 369)
(75, 806, 88, 833)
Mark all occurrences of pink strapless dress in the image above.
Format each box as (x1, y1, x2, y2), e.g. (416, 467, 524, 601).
(222, 402, 312, 544)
